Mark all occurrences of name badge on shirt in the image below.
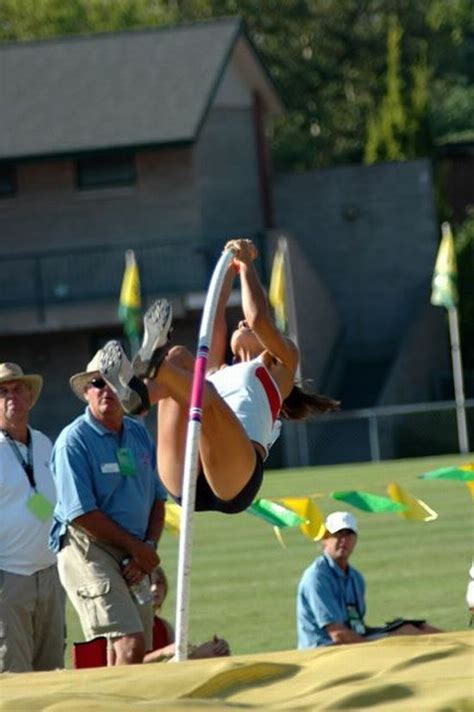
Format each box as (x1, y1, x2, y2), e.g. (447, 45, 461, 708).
(347, 604, 366, 635)
(101, 462, 120, 474)
(116, 447, 137, 476)
(27, 492, 54, 521)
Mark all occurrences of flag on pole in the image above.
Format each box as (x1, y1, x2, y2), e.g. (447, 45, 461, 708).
(118, 250, 141, 350)
(431, 222, 458, 309)
(268, 240, 287, 332)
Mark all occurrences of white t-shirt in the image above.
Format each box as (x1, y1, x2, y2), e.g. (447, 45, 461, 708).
(0, 428, 57, 575)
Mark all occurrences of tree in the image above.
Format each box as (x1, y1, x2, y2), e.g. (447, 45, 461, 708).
(0, 0, 173, 40)
(364, 15, 432, 164)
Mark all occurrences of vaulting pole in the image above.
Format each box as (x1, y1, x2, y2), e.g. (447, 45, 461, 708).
(174, 249, 234, 661)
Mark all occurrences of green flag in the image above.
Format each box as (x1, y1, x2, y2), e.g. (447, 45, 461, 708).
(331, 490, 406, 513)
(419, 464, 474, 482)
(247, 499, 305, 528)
(431, 222, 458, 309)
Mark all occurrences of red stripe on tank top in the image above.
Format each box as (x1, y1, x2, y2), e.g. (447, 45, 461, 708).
(255, 366, 282, 422)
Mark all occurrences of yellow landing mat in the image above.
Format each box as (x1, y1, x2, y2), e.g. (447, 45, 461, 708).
(1, 632, 473, 711)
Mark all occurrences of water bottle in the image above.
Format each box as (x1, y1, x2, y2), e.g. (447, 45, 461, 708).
(121, 558, 153, 605)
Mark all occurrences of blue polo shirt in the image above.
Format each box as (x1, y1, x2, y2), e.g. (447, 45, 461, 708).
(297, 552, 366, 648)
(49, 408, 167, 552)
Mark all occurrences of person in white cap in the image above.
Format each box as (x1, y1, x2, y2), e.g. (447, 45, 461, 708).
(297, 511, 440, 648)
(0, 363, 65, 672)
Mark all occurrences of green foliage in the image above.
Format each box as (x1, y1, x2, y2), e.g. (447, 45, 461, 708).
(365, 15, 407, 163)
(0, 0, 173, 40)
(365, 16, 433, 164)
(65, 454, 473, 663)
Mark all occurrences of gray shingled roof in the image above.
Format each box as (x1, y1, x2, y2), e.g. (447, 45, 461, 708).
(0, 18, 281, 161)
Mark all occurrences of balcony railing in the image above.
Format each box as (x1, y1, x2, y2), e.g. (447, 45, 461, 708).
(0, 236, 253, 321)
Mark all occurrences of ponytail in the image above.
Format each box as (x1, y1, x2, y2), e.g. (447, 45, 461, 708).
(280, 383, 340, 421)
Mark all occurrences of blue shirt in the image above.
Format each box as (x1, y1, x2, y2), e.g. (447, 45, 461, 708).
(49, 408, 167, 552)
(297, 552, 366, 648)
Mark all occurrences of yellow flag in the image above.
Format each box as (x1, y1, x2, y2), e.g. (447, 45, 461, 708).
(431, 222, 458, 309)
(387, 482, 438, 522)
(118, 250, 141, 339)
(279, 497, 325, 540)
(269, 242, 287, 331)
(164, 502, 181, 536)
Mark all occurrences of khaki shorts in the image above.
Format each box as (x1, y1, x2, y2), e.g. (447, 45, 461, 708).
(57, 527, 153, 650)
(0, 564, 65, 673)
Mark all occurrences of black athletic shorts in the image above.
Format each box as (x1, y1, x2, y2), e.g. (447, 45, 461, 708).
(171, 451, 264, 514)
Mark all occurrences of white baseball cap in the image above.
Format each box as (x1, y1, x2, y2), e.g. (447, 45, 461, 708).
(325, 511, 358, 534)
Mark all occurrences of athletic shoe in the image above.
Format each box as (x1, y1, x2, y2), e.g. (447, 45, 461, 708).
(132, 298, 172, 379)
(99, 340, 150, 415)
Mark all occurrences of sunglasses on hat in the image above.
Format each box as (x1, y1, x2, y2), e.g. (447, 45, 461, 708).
(88, 377, 107, 389)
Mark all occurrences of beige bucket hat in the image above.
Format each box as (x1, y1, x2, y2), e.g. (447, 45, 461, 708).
(0, 363, 43, 407)
(69, 349, 104, 402)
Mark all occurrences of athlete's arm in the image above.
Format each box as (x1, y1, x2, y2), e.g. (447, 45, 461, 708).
(225, 239, 298, 375)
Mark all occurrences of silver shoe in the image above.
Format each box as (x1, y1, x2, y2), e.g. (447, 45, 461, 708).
(132, 299, 172, 379)
(99, 340, 149, 415)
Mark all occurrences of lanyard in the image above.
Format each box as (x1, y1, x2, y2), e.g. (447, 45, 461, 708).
(323, 554, 362, 616)
(1, 427, 36, 491)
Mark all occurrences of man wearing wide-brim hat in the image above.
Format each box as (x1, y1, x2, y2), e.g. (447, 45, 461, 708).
(0, 363, 65, 673)
(49, 347, 167, 666)
(296, 511, 441, 648)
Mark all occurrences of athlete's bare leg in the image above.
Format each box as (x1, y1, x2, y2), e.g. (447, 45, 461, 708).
(149, 346, 257, 501)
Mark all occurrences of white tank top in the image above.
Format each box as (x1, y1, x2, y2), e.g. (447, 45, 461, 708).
(207, 357, 282, 457)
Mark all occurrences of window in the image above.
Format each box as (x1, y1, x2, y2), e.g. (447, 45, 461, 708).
(0, 163, 16, 198)
(76, 153, 136, 190)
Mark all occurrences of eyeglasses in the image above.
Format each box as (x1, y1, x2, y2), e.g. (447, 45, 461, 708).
(88, 377, 107, 389)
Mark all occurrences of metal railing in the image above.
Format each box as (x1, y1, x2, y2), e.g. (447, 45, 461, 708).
(281, 398, 474, 467)
(0, 237, 226, 320)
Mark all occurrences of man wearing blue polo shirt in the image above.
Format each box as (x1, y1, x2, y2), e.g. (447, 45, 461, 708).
(297, 511, 440, 648)
(50, 347, 167, 665)
(297, 511, 366, 648)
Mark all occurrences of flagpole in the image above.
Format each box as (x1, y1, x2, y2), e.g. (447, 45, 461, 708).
(447, 306, 469, 454)
(430, 221, 470, 455)
(280, 236, 310, 466)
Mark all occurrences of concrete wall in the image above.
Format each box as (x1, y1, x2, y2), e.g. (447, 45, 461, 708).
(379, 304, 450, 405)
(194, 106, 263, 238)
(275, 159, 439, 360)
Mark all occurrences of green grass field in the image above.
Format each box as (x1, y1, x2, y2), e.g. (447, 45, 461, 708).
(65, 453, 473, 665)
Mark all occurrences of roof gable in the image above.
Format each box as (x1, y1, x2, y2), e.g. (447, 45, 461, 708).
(0, 18, 281, 161)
